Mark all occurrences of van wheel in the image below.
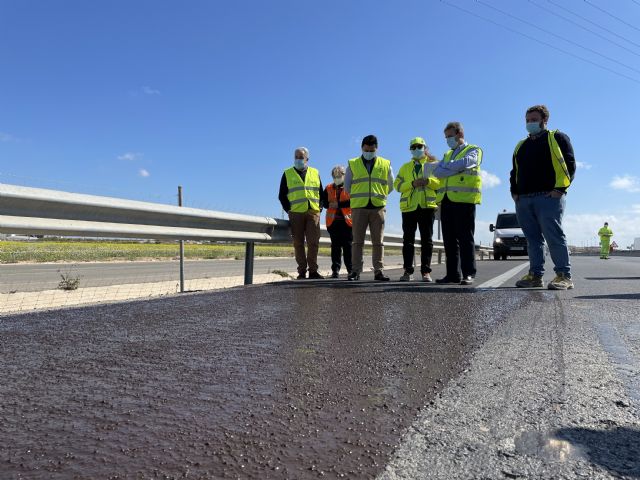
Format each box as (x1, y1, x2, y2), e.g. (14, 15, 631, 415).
(501, 254, 508, 260)
(493, 252, 500, 260)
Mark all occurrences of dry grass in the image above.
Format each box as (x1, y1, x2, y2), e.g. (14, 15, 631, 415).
(0, 240, 401, 264)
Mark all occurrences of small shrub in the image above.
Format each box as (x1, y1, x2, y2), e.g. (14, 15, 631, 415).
(270, 269, 292, 279)
(58, 273, 80, 291)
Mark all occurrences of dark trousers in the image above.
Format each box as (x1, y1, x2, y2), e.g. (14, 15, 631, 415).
(440, 196, 476, 279)
(327, 218, 353, 273)
(402, 206, 435, 274)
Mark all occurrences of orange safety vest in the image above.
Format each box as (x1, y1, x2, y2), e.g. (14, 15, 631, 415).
(325, 183, 352, 228)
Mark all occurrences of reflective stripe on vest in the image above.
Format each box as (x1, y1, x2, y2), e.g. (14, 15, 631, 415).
(395, 159, 439, 212)
(348, 156, 391, 208)
(325, 183, 353, 227)
(513, 130, 571, 189)
(285, 166, 321, 213)
(435, 144, 483, 204)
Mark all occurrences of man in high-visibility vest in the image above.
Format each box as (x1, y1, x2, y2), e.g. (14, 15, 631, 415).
(511, 105, 576, 290)
(345, 134, 395, 281)
(394, 137, 441, 282)
(598, 222, 613, 259)
(433, 122, 483, 286)
(278, 146, 325, 280)
(322, 165, 352, 278)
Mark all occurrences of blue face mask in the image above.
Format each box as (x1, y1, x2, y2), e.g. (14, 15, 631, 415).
(526, 122, 543, 135)
(294, 158, 306, 170)
(446, 136, 458, 149)
(411, 147, 425, 159)
(362, 151, 376, 161)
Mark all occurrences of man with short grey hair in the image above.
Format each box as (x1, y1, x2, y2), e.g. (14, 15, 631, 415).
(278, 147, 325, 279)
(433, 122, 483, 285)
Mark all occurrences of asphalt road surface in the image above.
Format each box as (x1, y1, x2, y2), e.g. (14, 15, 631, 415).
(0, 255, 405, 293)
(0, 256, 638, 479)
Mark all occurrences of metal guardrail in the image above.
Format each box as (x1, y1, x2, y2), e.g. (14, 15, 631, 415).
(0, 183, 492, 287)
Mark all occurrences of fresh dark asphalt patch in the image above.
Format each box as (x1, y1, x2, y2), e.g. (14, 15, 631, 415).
(0, 281, 528, 479)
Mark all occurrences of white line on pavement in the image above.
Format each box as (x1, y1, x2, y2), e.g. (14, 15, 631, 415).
(476, 262, 529, 289)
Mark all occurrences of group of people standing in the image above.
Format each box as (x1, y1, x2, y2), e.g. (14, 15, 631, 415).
(278, 104, 578, 290)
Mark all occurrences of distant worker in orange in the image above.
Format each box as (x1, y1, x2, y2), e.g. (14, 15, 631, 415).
(598, 222, 613, 260)
(323, 165, 352, 278)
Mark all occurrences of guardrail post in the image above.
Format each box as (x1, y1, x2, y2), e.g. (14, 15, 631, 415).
(178, 186, 185, 293)
(244, 242, 255, 285)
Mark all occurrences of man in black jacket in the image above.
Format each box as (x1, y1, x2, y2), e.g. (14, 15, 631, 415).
(510, 105, 576, 290)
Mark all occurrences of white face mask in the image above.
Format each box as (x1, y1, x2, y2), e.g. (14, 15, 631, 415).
(362, 151, 376, 161)
(411, 147, 425, 159)
(333, 176, 344, 186)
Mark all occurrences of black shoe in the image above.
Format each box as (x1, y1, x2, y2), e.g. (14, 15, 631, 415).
(460, 275, 474, 285)
(374, 271, 390, 281)
(435, 276, 461, 284)
(331, 272, 339, 279)
(347, 272, 360, 281)
(308, 271, 324, 280)
(296, 272, 306, 280)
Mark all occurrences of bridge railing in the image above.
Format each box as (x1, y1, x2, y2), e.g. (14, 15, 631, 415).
(0, 183, 492, 286)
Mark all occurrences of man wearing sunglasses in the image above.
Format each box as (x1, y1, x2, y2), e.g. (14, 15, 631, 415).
(394, 137, 441, 282)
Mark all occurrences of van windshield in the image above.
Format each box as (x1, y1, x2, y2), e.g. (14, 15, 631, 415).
(496, 214, 520, 229)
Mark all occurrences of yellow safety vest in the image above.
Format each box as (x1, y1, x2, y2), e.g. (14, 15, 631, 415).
(435, 144, 483, 204)
(598, 227, 613, 239)
(513, 130, 571, 189)
(348, 156, 391, 208)
(394, 159, 440, 212)
(284, 166, 321, 213)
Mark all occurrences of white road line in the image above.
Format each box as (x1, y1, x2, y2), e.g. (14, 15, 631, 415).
(476, 262, 529, 289)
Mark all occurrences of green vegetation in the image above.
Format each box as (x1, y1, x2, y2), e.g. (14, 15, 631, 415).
(270, 269, 293, 279)
(0, 240, 401, 264)
(58, 273, 80, 290)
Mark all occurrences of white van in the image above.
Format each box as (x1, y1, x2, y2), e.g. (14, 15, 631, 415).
(489, 211, 527, 260)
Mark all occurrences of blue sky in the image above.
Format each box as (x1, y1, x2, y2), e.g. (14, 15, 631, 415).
(1, 0, 639, 247)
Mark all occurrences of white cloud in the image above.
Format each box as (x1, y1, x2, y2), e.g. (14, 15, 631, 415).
(563, 213, 640, 249)
(117, 152, 143, 161)
(139, 169, 150, 178)
(477, 211, 640, 250)
(480, 170, 501, 188)
(609, 175, 640, 192)
(0, 132, 15, 142)
(576, 161, 592, 170)
(142, 86, 160, 95)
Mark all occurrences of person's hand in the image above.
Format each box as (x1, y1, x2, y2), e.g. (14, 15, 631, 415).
(329, 201, 338, 209)
(412, 178, 426, 188)
(547, 190, 564, 198)
(511, 193, 519, 202)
